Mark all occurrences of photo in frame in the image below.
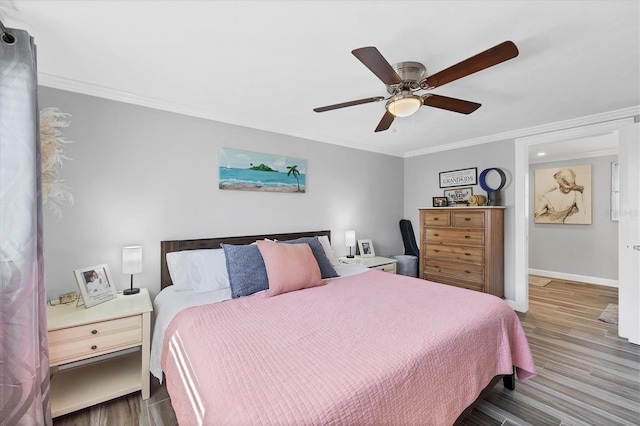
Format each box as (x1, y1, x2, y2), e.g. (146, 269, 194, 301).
(444, 187, 473, 205)
(357, 239, 375, 258)
(439, 167, 477, 188)
(74, 264, 118, 308)
(432, 196, 448, 207)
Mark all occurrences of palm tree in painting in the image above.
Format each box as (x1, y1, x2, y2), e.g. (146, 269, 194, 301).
(287, 165, 302, 192)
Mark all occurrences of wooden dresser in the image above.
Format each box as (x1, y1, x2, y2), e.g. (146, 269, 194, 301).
(419, 207, 504, 297)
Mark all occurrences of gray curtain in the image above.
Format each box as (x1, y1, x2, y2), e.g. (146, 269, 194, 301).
(0, 27, 52, 425)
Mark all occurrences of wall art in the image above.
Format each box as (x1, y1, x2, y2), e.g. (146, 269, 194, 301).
(219, 148, 306, 193)
(439, 167, 477, 188)
(534, 164, 592, 224)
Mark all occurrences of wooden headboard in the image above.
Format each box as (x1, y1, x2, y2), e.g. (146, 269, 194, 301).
(160, 230, 331, 289)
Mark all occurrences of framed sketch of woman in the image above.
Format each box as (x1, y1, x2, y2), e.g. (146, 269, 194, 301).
(534, 165, 592, 224)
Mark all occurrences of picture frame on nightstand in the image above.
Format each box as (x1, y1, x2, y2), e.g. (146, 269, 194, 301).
(73, 264, 117, 308)
(357, 239, 375, 258)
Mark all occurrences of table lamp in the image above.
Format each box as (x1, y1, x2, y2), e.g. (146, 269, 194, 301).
(122, 246, 142, 295)
(345, 230, 356, 258)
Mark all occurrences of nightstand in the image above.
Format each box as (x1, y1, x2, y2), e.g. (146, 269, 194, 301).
(46, 288, 153, 418)
(340, 256, 397, 273)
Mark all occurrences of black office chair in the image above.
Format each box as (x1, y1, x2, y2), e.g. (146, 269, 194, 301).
(399, 219, 419, 257)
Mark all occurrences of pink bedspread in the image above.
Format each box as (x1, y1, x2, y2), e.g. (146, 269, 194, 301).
(161, 271, 535, 425)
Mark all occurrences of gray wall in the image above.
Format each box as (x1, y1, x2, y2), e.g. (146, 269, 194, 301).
(39, 87, 404, 301)
(529, 155, 618, 281)
(403, 140, 517, 299)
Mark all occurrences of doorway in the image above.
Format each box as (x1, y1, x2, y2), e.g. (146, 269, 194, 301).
(512, 117, 634, 313)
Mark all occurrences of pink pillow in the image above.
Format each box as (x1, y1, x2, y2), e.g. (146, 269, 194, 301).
(256, 240, 323, 297)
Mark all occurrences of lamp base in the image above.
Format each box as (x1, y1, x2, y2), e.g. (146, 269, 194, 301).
(123, 288, 140, 295)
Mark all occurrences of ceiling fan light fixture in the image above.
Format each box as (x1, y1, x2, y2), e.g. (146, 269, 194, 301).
(386, 95, 422, 117)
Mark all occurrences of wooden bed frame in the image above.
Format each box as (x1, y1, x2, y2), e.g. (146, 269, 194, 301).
(159, 228, 515, 423)
(160, 230, 331, 289)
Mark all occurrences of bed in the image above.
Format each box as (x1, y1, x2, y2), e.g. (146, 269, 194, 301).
(152, 230, 535, 425)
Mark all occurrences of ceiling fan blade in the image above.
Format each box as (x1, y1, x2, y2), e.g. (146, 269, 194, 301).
(423, 94, 481, 114)
(375, 111, 395, 132)
(423, 41, 519, 88)
(313, 96, 385, 113)
(352, 47, 403, 86)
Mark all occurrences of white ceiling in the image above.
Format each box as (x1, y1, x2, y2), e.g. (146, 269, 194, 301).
(2, 1, 639, 157)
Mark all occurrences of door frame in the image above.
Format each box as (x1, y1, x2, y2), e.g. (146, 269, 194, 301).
(511, 117, 634, 312)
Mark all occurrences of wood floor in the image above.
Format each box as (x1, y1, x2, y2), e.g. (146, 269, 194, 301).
(53, 279, 639, 426)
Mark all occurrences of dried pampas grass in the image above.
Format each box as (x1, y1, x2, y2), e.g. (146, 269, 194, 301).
(40, 107, 73, 218)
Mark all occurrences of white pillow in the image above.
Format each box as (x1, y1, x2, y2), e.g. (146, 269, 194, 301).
(166, 249, 230, 293)
(317, 235, 341, 267)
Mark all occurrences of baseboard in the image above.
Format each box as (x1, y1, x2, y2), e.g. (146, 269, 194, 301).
(528, 269, 618, 288)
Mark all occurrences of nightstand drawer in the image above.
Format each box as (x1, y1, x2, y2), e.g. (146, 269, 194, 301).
(372, 263, 396, 273)
(49, 316, 142, 366)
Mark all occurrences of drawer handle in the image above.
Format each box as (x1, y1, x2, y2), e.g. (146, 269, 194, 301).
(91, 345, 97, 350)
(434, 249, 440, 253)
(464, 235, 471, 239)
(464, 253, 471, 256)
(464, 270, 472, 274)
(465, 217, 471, 221)
(91, 330, 98, 335)
(433, 217, 439, 221)
(434, 233, 439, 236)
(433, 265, 439, 268)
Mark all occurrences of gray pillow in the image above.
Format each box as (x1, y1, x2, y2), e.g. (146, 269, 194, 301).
(284, 237, 339, 279)
(221, 243, 269, 298)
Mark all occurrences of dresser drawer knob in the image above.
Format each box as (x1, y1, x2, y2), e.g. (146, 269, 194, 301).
(464, 270, 471, 274)
(91, 330, 98, 335)
(465, 217, 471, 221)
(464, 235, 471, 239)
(433, 217, 439, 221)
(434, 249, 440, 253)
(434, 233, 439, 236)
(464, 253, 471, 256)
(91, 345, 97, 350)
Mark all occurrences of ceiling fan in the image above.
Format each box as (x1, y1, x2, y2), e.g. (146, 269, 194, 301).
(313, 41, 519, 132)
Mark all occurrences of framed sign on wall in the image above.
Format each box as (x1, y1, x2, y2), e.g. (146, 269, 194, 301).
(439, 167, 477, 188)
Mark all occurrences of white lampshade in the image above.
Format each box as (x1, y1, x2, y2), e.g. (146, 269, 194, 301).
(386, 95, 422, 117)
(345, 230, 356, 247)
(122, 246, 142, 274)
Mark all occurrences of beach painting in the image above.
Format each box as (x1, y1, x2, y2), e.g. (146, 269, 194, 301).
(219, 148, 306, 193)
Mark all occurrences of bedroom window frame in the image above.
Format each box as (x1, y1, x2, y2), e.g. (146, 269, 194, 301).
(610, 161, 619, 221)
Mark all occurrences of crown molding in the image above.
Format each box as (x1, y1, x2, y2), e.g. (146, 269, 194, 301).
(38, 73, 638, 159)
(37, 73, 405, 157)
(403, 106, 640, 158)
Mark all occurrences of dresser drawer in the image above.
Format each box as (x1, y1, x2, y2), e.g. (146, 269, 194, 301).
(424, 244, 483, 263)
(424, 273, 484, 292)
(422, 210, 451, 226)
(451, 211, 485, 228)
(423, 259, 484, 284)
(424, 228, 484, 246)
(49, 316, 142, 366)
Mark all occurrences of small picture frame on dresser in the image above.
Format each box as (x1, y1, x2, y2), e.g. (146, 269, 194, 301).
(74, 264, 118, 308)
(357, 239, 375, 258)
(432, 196, 448, 207)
